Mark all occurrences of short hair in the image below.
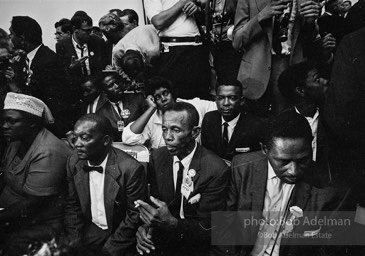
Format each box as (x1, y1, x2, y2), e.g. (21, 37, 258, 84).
(80, 74, 103, 90)
(109, 8, 123, 17)
(216, 78, 243, 95)
(343, 0, 351, 4)
(119, 50, 145, 79)
(11, 16, 42, 45)
(0, 28, 13, 52)
(278, 61, 317, 102)
(325, 0, 342, 12)
(121, 9, 139, 25)
(71, 12, 92, 29)
(55, 18, 72, 34)
(263, 111, 313, 150)
(145, 76, 176, 99)
(164, 102, 199, 129)
(76, 113, 113, 137)
(98, 13, 124, 31)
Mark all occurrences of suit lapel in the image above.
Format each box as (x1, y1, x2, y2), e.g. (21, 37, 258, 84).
(156, 150, 175, 204)
(74, 160, 91, 219)
(30, 45, 44, 70)
(103, 148, 121, 229)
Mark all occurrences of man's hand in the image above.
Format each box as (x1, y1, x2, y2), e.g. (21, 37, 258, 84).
(300, 0, 320, 22)
(146, 95, 157, 109)
(182, 1, 199, 16)
(135, 196, 178, 229)
(4, 67, 15, 80)
(69, 56, 88, 70)
(320, 33, 336, 62)
(136, 225, 155, 255)
(257, 0, 291, 22)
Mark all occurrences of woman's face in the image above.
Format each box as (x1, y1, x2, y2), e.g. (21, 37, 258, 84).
(2, 110, 33, 142)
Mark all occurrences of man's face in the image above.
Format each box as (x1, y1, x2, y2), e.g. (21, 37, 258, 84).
(73, 120, 108, 160)
(81, 80, 100, 103)
(216, 85, 243, 122)
(162, 110, 198, 159)
(9, 26, 23, 50)
(304, 69, 328, 104)
(120, 15, 137, 33)
(342, 1, 351, 12)
(74, 22, 92, 44)
(55, 26, 69, 42)
(2, 110, 32, 142)
(333, 0, 345, 14)
(264, 137, 312, 184)
(99, 19, 122, 44)
(102, 74, 124, 102)
(153, 87, 175, 111)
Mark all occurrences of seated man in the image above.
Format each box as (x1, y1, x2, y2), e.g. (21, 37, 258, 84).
(278, 61, 329, 164)
(217, 111, 352, 256)
(0, 93, 71, 255)
(135, 102, 229, 256)
(122, 76, 216, 148)
(64, 114, 146, 256)
(96, 72, 145, 141)
(201, 79, 263, 162)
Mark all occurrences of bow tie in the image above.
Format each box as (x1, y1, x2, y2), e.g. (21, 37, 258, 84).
(83, 165, 103, 173)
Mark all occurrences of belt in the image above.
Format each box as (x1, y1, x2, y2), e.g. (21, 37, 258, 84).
(160, 36, 202, 43)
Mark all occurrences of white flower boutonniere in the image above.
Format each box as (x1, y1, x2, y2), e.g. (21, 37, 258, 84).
(282, 206, 303, 235)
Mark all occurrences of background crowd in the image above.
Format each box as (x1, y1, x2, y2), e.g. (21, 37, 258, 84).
(0, 0, 365, 255)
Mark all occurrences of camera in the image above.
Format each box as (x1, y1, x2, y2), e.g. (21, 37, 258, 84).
(274, 2, 292, 42)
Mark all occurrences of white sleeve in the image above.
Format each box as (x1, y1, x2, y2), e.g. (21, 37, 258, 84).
(145, 0, 164, 20)
(122, 122, 149, 145)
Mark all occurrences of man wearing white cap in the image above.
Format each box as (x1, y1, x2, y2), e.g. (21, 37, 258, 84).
(0, 92, 72, 256)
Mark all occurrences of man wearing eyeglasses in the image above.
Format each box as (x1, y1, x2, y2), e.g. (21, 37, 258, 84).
(56, 12, 108, 119)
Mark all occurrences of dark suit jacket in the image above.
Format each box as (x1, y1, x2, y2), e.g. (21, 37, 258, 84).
(56, 36, 107, 103)
(218, 151, 352, 256)
(65, 147, 146, 256)
(27, 44, 72, 137)
(148, 145, 230, 256)
(96, 92, 145, 142)
(201, 111, 263, 161)
(318, 13, 346, 43)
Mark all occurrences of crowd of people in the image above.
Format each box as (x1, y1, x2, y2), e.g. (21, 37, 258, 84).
(0, 0, 365, 255)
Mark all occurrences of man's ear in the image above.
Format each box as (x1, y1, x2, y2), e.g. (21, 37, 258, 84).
(261, 142, 268, 155)
(191, 126, 201, 139)
(295, 86, 305, 97)
(239, 96, 246, 106)
(103, 135, 112, 146)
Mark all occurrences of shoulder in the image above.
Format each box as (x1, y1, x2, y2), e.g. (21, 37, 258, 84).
(199, 146, 228, 172)
(39, 129, 72, 156)
(232, 151, 266, 172)
(203, 110, 220, 120)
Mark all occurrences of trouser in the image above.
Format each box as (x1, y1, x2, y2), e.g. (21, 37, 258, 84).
(158, 44, 210, 100)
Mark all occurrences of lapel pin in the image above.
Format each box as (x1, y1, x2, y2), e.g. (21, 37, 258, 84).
(188, 169, 196, 178)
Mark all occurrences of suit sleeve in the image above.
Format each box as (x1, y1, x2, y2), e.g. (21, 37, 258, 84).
(104, 162, 147, 256)
(233, 0, 266, 52)
(64, 157, 84, 245)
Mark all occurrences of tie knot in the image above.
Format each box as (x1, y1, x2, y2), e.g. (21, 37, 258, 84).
(176, 161, 184, 172)
(223, 122, 229, 127)
(76, 45, 85, 51)
(83, 165, 103, 173)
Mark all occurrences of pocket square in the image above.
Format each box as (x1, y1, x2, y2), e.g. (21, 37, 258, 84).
(188, 193, 201, 204)
(303, 227, 321, 237)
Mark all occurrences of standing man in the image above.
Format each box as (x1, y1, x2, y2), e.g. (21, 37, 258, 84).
(201, 79, 263, 162)
(54, 18, 72, 44)
(135, 102, 229, 255)
(233, 0, 321, 115)
(64, 114, 146, 256)
(144, 0, 211, 99)
(56, 12, 107, 109)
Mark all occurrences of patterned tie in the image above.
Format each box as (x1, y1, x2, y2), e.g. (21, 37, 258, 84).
(76, 44, 88, 75)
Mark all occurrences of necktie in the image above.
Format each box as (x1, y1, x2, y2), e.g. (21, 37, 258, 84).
(83, 165, 103, 174)
(114, 102, 122, 117)
(175, 161, 184, 198)
(76, 44, 88, 75)
(25, 57, 30, 70)
(222, 122, 229, 148)
(170, 161, 184, 217)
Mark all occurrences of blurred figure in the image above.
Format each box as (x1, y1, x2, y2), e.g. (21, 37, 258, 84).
(120, 9, 139, 33)
(90, 26, 103, 39)
(54, 18, 72, 43)
(109, 8, 123, 17)
(342, 0, 352, 17)
(318, 0, 346, 43)
(0, 93, 71, 256)
(345, 0, 365, 34)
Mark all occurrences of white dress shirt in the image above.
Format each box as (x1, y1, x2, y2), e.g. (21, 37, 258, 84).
(72, 35, 91, 75)
(295, 107, 319, 161)
(173, 142, 197, 219)
(26, 44, 42, 68)
(88, 154, 109, 230)
(252, 162, 295, 256)
(87, 95, 101, 114)
(221, 113, 241, 142)
(122, 97, 217, 148)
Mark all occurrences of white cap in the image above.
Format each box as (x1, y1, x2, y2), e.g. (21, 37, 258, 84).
(4, 92, 54, 124)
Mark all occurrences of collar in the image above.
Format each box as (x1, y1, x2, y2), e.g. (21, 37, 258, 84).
(173, 142, 198, 169)
(267, 160, 277, 180)
(27, 44, 42, 63)
(295, 107, 319, 120)
(87, 153, 109, 170)
(72, 34, 87, 49)
(324, 11, 333, 16)
(221, 113, 241, 128)
(153, 110, 163, 125)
